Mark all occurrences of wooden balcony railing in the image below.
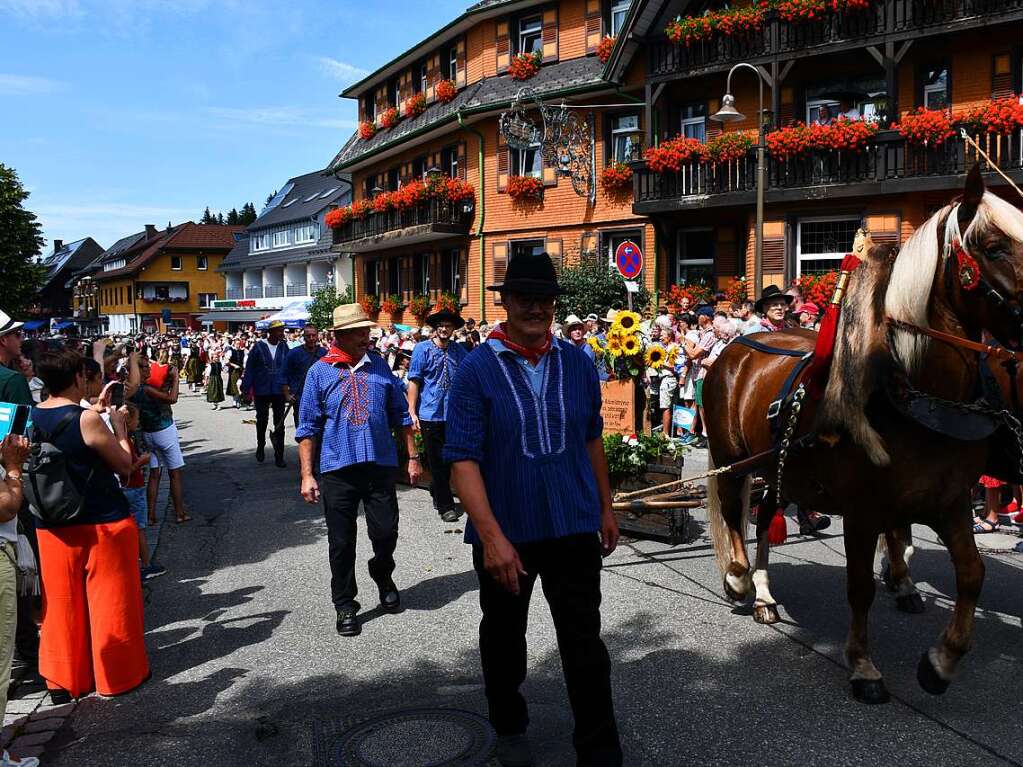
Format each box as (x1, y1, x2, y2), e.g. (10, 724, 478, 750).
(649, 0, 1023, 79)
(633, 131, 1023, 208)
(332, 199, 474, 247)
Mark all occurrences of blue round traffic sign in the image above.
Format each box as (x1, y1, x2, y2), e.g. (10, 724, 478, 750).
(615, 240, 643, 280)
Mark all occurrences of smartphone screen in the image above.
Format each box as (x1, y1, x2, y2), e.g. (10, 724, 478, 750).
(10, 405, 30, 436)
(110, 383, 125, 408)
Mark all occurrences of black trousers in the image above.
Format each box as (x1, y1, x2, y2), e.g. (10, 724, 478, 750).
(319, 464, 399, 612)
(254, 394, 285, 456)
(473, 533, 622, 766)
(420, 420, 455, 513)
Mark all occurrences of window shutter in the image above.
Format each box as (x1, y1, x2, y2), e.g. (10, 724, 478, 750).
(376, 86, 387, 125)
(429, 253, 442, 297)
(580, 231, 598, 263)
(496, 19, 511, 72)
(542, 8, 558, 63)
(457, 142, 468, 181)
(497, 130, 509, 192)
(430, 151, 441, 173)
(492, 241, 509, 305)
(545, 239, 564, 274)
(401, 162, 411, 185)
(427, 53, 440, 101)
(458, 247, 468, 304)
(602, 112, 614, 166)
(542, 155, 558, 188)
(993, 53, 1013, 98)
(456, 38, 467, 88)
(400, 70, 412, 103)
(762, 235, 785, 273)
(585, 0, 602, 54)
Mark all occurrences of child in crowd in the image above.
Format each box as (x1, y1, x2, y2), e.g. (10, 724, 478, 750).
(123, 404, 165, 581)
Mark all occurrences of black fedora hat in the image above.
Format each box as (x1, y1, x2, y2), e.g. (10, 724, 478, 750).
(487, 252, 566, 296)
(754, 284, 794, 314)
(425, 309, 465, 329)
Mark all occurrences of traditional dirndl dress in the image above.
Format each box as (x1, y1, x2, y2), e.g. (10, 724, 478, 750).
(226, 367, 241, 397)
(206, 362, 225, 404)
(183, 355, 199, 384)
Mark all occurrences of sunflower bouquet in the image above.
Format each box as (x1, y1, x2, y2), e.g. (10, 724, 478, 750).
(591, 310, 650, 380)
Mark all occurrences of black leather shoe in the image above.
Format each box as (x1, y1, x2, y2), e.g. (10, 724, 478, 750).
(440, 508, 460, 523)
(336, 609, 361, 636)
(256, 444, 265, 463)
(378, 579, 401, 612)
(799, 511, 832, 536)
(275, 455, 287, 468)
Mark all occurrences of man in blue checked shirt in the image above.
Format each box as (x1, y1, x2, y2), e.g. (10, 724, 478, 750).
(277, 324, 326, 428)
(407, 307, 468, 524)
(296, 303, 420, 638)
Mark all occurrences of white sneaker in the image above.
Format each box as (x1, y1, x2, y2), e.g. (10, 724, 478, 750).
(2, 751, 40, 767)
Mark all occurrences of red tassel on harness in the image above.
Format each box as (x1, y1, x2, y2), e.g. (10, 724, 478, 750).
(805, 253, 862, 398)
(767, 508, 788, 545)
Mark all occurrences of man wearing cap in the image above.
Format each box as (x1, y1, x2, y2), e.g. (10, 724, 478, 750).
(297, 304, 418, 637)
(445, 254, 623, 767)
(0, 312, 31, 408)
(242, 320, 289, 467)
(407, 307, 469, 524)
(799, 302, 821, 330)
(278, 324, 326, 428)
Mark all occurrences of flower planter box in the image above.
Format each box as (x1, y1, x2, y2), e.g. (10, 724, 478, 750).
(611, 454, 696, 545)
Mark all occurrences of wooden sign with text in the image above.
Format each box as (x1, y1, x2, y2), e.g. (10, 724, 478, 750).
(600, 379, 639, 436)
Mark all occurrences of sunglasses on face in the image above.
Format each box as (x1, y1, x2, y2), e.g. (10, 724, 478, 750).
(508, 294, 556, 309)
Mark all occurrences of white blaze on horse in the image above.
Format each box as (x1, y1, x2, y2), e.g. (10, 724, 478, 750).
(703, 166, 1023, 704)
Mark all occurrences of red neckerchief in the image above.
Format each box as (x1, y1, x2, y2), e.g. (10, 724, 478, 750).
(321, 345, 360, 366)
(488, 323, 553, 365)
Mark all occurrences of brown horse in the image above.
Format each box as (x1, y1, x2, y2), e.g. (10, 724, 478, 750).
(703, 167, 1023, 704)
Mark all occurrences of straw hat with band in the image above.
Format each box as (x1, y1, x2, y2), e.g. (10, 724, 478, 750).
(562, 314, 585, 330)
(487, 252, 566, 296)
(328, 304, 378, 332)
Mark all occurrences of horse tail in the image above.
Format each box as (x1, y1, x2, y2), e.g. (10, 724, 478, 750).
(706, 453, 751, 578)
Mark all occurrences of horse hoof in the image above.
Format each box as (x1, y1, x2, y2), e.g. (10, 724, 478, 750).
(917, 652, 950, 695)
(850, 678, 890, 705)
(753, 604, 780, 624)
(896, 593, 925, 614)
(723, 563, 750, 602)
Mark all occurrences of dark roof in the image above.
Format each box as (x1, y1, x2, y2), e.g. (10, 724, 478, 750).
(466, 0, 520, 9)
(104, 231, 148, 260)
(329, 56, 608, 172)
(42, 238, 90, 283)
(249, 169, 351, 230)
(219, 233, 250, 271)
(96, 223, 243, 281)
(219, 227, 336, 273)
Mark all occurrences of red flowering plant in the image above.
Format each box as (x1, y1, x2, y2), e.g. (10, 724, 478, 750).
(797, 271, 839, 306)
(766, 118, 878, 159)
(706, 132, 755, 163)
(507, 175, 544, 201)
(404, 93, 427, 119)
(597, 35, 616, 63)
(714, 6, 765, 35)
(509, 51, 543, 81)
(601, 162, 633, 194)
(350, 199, 373, 221)
(724, 277, 748, 306)
(379, 107, 399, 130)
(957, 96, 1023, 136)
(358, 121, 377, 141)
(665, 14, 715, 45)
(773, 0, 827, 22)
(666, 283, 715, 314)
(892, 107, 954, 146)
(831, 0, 873, 9)
(372, 192, 396, 214)
(380, 294, 404, 315)
(436, 79, 457, 104)
(359, 294, 381, 315)
(434, 293, 460, 314)
(326, 177, 476, 229)
(643, 136, 707, 173)
(324, 207, 351, 229)
(408, 295, 431, 323)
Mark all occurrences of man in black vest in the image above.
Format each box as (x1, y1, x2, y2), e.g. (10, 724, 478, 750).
(241, 320, 289, 467)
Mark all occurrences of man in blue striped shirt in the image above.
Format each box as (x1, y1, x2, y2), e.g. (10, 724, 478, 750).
(297, 304, 419, 637)
(446, 254, 622, 767)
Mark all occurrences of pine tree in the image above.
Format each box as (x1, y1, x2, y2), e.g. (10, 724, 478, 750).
(200, 206, 217, 225)
(0, 164, 46, 315)
(226, 208, 239, 225)
(244, 202, 257, 224)
(217, 212, 225, 225)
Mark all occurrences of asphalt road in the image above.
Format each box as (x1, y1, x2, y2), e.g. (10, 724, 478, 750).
(47, 391, 1023, 767)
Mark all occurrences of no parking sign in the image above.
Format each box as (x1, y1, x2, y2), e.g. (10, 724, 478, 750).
(614, 240, 643, 280)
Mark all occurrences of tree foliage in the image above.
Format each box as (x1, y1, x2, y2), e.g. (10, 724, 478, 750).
(556, 252, 650, 323)
(200, 202, 257, 226)
(0, 164, 45, 316)
(307, 282, 353, 331)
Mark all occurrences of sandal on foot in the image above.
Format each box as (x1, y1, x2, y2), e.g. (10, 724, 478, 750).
(972, 518, 999, 534)
(175, 514, 193, 524)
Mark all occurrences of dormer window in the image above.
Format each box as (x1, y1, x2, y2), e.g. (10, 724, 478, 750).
(448, 45, 458, 80)
(413, 61, 428, 94)
(518, 16, 543, 56)
(611, 0, 630, 37)
(363, 94, 375, 121)
(388, 77, 400, 108)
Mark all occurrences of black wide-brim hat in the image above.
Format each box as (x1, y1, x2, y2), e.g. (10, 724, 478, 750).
(754, 284, 794, 313)
(425, 309, 465, 329)
(487, 251, 567, 297)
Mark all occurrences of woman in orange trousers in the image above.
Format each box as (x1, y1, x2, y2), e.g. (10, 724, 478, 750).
(32, 350, 149, 698)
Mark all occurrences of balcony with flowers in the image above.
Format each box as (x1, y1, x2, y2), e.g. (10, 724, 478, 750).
(650, 0, 1023, 80)
(136, 281, 190, 304)
(633, 103, 1023, 212)
(328, 175, 476, 253)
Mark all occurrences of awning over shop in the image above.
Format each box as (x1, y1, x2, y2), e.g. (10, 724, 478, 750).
(52, 321, 74, 330)
(255, 300, 311, 330)
(22, 320, 46, 330)
(196, 310, 271, 323)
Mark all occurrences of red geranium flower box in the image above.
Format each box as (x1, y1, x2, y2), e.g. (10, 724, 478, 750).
(507, 175, 544, 200)
(404, 93, 427, 119)
(358, 121, 376, 141)
(380, 107, 399, 130)
(509, 52, 542, 81)
(436, 79, 457, 104)
(597, 36, 616, 64)
(600, 162, 633, 194)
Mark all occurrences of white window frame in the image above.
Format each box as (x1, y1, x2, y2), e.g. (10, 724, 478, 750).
(511, 142, 542, 179)
(796, 215, 860, 278)
(611, 0, 630, 36)
(611, 114, 640, 163)
(198, 292, 217, 308)
(413, 253, 430, 295)
(449, 47, 458, 81)
(392, 79, 401, 108)
(196, 255, 208, 271)
(518, 16, 543, 56)
(170, 255, 182, 271)
(419, 62, 428, 94)
(806, 98, 840, 124)
(923, 68, 949, 110)
(295, 222, 318, 244)
(675, 227, 715, 285)
(272, 228, 291, 248)
(442, 249, 461, 295)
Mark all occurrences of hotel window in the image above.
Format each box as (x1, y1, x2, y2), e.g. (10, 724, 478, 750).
(412, 156, 427, 179)
(363, 260, 380, 295)
(518, 16, 543, 56)
(796, 217, 860, 276)
(198, 293, 217, 308)
(675, 228, 714, 286)
(389, 77, 400, 108)
(388, 168, 400, 191)
(807, 98, 841, 125)
(295, 222, 318, 244)
(679, 103, 707, 141)
(197, 255, 208, 270)
(610, 114, 640, 163)
(448, 45, 459, 81)
(511, 142, 542, 178)
(441, 249, 460, 295)
(923, 65, 950, 110)
(610, 0, 630, 36)
(155, 285, 170, 301)
(170, 255, 182, 270)
(387, 258, 401, 294)
(272, 227, 291, 248)
(442, 146, 459, 179)
(362, 94, 375, 121)
(511, 239, 545, 262)
(413, 253, 430, 294)
(413, 61, 428, 94)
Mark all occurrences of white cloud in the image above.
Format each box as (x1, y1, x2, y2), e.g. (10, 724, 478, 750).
(0, 74, 68, 95)
(317, 57, 369, 84)
(33, 201, 196, 252)
(206, 106, 356, 131)
(0, 0, 80, 18)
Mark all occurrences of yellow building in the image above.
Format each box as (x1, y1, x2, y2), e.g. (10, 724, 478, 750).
(93, 223, 242, 334)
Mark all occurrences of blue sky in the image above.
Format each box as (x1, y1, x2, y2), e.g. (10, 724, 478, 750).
(0, 0, 467, 252)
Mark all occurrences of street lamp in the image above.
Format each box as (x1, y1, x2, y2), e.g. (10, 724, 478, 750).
(712, 62, 767, 301)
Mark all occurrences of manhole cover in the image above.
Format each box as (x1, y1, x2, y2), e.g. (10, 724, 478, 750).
(328, 708, 496, 767)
